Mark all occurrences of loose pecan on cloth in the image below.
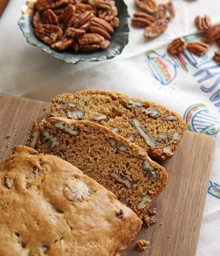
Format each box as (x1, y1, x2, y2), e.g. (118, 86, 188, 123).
(186, 41, 209, 57)
(131, 12, 156, 27)
(203, 24, 220, 43)
(195, 15, 212, 30)
(167, 37, 187, 55)
(144, 19, 169, 39)
(131, 0, 175, 40)
(158, 0, 175, 20)
(134, 0, 158, 14)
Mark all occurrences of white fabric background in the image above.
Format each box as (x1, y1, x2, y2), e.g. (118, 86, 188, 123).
(1, 0, 220, 254)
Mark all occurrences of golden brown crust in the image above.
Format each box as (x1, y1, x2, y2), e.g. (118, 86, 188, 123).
(50, 90, 187, 160)
(26, 117, 168, 217)
(0, 146, 142, 255)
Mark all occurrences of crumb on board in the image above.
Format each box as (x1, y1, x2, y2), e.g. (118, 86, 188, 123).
(148, 207, 157, 215)
(143, 214, 157, 227)
(143, 207, 158, 227)
(136, 239, 150, 251)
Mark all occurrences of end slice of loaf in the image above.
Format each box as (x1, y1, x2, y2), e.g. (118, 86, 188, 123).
(0, 145, 142, 256)
(50, 90, 187, 160)
(26, 117, 168, 218)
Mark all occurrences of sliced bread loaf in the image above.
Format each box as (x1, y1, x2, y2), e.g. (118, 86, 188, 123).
(50, 90, 186, 160)
(26, 117, 168, 218)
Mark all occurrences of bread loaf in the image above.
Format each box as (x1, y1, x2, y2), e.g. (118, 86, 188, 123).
(0, 145, 142, 256)
(50, 90, 186, 160)
(26, 117, 168, 217)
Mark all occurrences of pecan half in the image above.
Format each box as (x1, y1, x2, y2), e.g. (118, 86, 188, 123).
(167, 37, 187, 55)
(203, 24, 220, 43)
(134, 0, 158, 14)
(144, 19, 168, 39)
(34, 24, 63, 45)
(75, 3, 96, 14)
(43, 9, 60, 26)
(35, 0, 69, 11)
(213, 52, 220, 63)
(195, 15, 212, 30)
(90, 16, 114, 34)
(158, 0, 175, 20)
(78, 33, 105, 45)
(62, 4, 76, 29)
(89, 16, 114, 39)
(98, 5, 118, 23)
(88, 0, 112, 9)
(131, 12, 157, 27)
(50, 37, 74, 50)
(74, 10, 94, 28)
(186, 41, 209, 56)
(73, 42, 100, 52)
(76, 33, 110, 50)
(65, 27, 86, 38)
(32, 9, 59, 28)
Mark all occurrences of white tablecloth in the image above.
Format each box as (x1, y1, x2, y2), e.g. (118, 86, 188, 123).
(1, 0, 220, 254)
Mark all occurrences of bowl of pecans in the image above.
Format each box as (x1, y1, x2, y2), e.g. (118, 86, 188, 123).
(18, 0, 129, 64)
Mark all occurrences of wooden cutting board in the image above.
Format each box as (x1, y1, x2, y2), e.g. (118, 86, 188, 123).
(0, 93, 216, 256)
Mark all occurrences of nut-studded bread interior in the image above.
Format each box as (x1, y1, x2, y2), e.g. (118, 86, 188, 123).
(26, 117, 168, 217)
(50, 90, 187, 160)
(0, 145, 142, 256)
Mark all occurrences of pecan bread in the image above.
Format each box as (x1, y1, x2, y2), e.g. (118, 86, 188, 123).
(25, 117, 168, 218)
(50, 90, 187, 160)
(0, 145, 142, 256)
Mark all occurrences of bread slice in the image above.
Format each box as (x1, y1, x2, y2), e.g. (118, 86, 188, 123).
(0, 145, 142, 256)
(26, 117, 168, 218)
(50, 90, 187, 160)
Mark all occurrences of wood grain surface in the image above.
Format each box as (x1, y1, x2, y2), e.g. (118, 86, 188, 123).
(0, 93, 216, 256)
